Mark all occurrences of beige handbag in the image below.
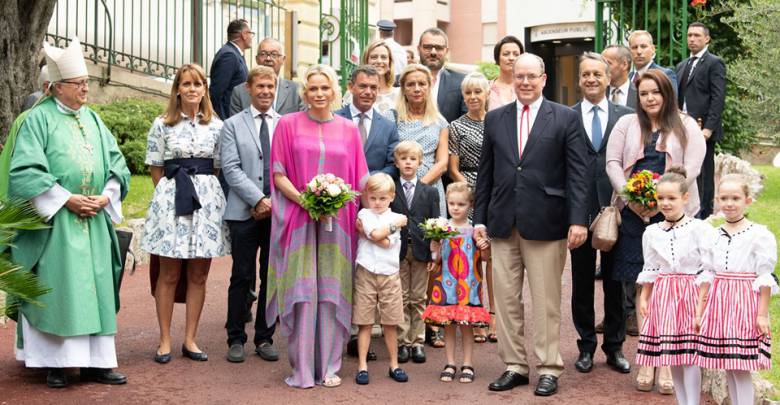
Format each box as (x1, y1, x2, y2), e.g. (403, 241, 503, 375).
(590, 204, 622, 252)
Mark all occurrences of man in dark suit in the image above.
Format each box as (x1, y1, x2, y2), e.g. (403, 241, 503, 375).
(602, 44, 637, 110)
(417, 27, 467, 123)
(229, 37, 304, 117)
(676, 22, 726, 219)
(335, 65, 399, 177)
(628, 30, 678, 92)
(570, 52, 633, 375)
(475, 53, 589, 396)
(209, 19, 252, 119)
(220, 66, 281, 363)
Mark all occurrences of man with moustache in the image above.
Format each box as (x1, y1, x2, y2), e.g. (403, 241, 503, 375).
(627, 30, 678, 92)
(569, 52, 633, 375)
(602, 44, 637, 110)
(417, 28, 467, 123)
(676, 22, 726, 219)
(229, 37, 303, 116)
(220, 66, 281, 363)
(475, 53, 589, 396)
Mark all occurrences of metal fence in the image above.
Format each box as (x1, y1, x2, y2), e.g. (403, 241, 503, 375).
(595, 0, 689, 67)
(319, 0, 370, 89)
(47, 0, 287, 81)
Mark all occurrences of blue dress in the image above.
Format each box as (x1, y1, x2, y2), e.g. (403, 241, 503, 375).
(613, 131, 665, 283)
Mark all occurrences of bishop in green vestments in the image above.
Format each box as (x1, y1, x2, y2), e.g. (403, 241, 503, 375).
(5, 37, 130, 388)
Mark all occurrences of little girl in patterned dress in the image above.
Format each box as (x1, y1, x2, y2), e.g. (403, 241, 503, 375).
(634, 167, 716, 405)
(422, 182, 490, 383)
(695, 174, 778, 405)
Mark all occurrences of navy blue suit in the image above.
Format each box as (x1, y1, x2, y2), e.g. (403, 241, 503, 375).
(335, 105, 399, 177)
(209, 42, 248, 120)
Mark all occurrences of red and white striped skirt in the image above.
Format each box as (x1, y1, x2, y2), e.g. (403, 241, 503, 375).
(635, 273, 699, 366)
(696, 272, 771, 370)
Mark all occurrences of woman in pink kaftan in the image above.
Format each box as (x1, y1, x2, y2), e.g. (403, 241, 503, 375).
(267, 65, 369, 388)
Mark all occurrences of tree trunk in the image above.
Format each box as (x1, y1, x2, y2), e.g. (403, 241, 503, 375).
(0, 1, 58, 145)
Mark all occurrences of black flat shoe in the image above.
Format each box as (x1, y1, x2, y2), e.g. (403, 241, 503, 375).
(81, 368, 127, 385)
(534, 374, 558, 396)
(488, 370, 529, 391)
(606, 351, 631, 373)
(182, 345, 208, 361)
(154, 350, 172, 364)
(574, 352, 593, 373)
(397, 345, 410, 363)
(411, 346, 426, 363)
(47, 368, 68, 388)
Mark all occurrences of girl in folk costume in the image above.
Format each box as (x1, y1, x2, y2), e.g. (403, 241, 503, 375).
(423, 182, 490, 383)
(635, 166, 716, 405)
(695, 174, 778, 405)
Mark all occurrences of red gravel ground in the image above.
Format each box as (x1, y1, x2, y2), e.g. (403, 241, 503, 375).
(0, 256, 712, 404)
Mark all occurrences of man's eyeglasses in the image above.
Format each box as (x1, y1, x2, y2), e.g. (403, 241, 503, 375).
(420, 44, 446, 53)
(258, 51, 282, 59)
(514, 74, 543, 83)
(60, 80, 89, 89)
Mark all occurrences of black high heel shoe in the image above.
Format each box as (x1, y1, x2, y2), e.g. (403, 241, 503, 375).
(181, 345, 208, 361)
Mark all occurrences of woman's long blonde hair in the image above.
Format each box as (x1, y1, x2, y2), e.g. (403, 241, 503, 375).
(163, 64, 215, 126)
(395, 64, 441, 126)
(299, 64, 342, 111)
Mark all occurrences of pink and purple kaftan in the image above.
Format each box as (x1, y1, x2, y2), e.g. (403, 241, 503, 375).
(266, 111, 368, 388)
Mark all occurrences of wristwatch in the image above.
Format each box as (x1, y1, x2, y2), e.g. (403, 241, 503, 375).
(389, 224, 398, 233)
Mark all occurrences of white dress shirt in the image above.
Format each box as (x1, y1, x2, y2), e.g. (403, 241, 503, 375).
(580, 97, 609, 146)
(250, 105, 277, 145)
(431, 69, 444, 105)
(349, 103, 373, 138)
(611, 79, 631, 107)
(356, 208, 404, 275)
(516, 96, 544, 156)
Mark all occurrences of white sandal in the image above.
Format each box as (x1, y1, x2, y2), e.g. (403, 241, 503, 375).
(322, 375, 342, 388)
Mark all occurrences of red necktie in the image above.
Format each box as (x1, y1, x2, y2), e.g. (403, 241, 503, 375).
(519, 104, 530, 159)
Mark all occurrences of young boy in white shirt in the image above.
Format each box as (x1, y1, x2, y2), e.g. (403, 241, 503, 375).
(354, 172, 409, 385)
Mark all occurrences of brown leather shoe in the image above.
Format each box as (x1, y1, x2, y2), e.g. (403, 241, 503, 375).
(626, 314, 639, 336)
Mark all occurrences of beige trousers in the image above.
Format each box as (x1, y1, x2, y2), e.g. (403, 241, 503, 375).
(491, 227, 567, 377)
(397, 249, 429, 347)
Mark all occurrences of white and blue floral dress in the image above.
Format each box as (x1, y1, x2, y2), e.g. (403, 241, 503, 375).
(140, 113, 230, 259)
(398, 117, 448, 214)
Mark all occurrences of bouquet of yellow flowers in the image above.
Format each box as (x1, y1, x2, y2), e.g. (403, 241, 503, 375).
(300, 173, 360, 231)
(622, 169, 660, 209)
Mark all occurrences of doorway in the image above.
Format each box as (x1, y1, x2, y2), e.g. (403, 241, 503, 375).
(527, 39, 594, 106)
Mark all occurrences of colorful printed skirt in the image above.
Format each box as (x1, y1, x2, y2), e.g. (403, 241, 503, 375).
(422, 304, 490, 327)
(697, 272, 771, 370)
(636, 273, 699, 366)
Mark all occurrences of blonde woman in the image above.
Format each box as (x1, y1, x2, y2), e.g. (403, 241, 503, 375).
(267, 64, 369, 388)
(142, 63, 230, 364)
(344, 40, 399, 118)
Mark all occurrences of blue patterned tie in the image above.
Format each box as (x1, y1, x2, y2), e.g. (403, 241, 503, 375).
(591, 105, 603, 150)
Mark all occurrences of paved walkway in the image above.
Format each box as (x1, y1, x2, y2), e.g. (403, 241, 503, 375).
(0, 256, 711, 404)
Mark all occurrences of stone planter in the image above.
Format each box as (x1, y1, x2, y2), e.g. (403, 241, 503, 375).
(702, 369, 777, 404)
(118, 218, 149, 269)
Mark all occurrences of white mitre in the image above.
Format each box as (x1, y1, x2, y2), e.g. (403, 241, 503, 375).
(43, 37, 88, 82)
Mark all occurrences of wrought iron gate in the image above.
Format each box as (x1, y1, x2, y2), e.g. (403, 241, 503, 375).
(319, 0, 369, 90)
(595, 0, 689, 67)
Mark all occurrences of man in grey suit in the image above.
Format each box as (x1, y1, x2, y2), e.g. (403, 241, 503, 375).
(570, 52, 633, 376)
(220, 66, 281, 363)
(417, 28, 467, 123)
(602, 44, 637, 110)
(229, 37, 303, 117)
(627, 30, 678, 92)
(335, 65, 399, 176)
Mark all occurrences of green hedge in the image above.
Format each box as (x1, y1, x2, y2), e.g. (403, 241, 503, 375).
(90, 99, 165, 174)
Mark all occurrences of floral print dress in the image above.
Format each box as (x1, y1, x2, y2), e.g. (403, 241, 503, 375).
(140, 113, 230, 259)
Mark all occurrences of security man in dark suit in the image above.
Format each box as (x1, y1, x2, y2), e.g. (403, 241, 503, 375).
(676, 22, 727, 219)
(570, 52, 633, 375)
(209, 19, 252, 119)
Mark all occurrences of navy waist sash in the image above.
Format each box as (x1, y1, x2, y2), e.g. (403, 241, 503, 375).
(164, 158, 214, 216)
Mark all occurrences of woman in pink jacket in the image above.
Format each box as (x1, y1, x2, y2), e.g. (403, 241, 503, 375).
(605, 69, 706, 396)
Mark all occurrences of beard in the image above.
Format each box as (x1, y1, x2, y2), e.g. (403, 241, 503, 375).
(421, 56, 444, 71)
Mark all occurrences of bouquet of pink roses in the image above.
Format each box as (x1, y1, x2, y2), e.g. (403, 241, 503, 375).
(419, 217, 459, 241)
(300, 173, 359, 231)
